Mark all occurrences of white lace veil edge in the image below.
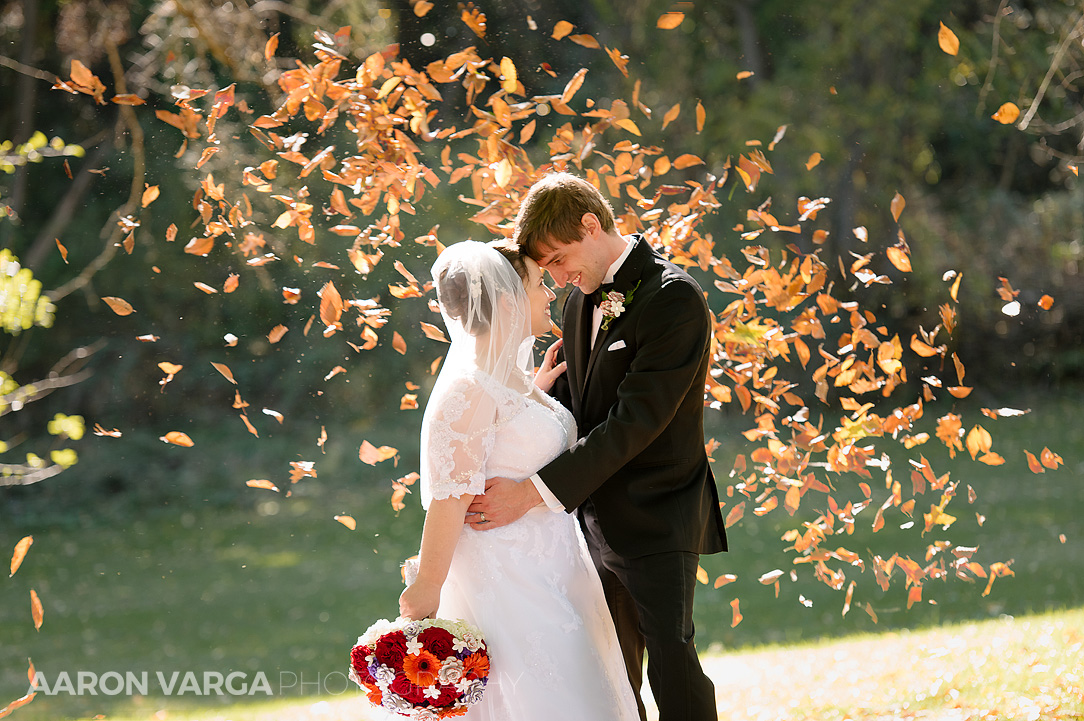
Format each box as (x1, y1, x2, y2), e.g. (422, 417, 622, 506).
(419, 241, 534, 507)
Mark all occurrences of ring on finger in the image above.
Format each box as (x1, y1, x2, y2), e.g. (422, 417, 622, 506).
(479, 512, 487, 523)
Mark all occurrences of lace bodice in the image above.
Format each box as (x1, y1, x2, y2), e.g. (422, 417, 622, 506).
(422, 370, 575, 506)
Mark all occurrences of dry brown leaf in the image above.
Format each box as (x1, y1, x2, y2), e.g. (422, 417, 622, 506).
(9, 536, 32, 577)
(938, 22, 960, 56)
(160, 431, 194, 447)
(211, 362, 237, 384)
(30, 589, 43, 630)
(102, 297, 135, 316)
(657, 12, 685, 29)
(992, 102, 1020, 124)
(359, 440, 397, 465)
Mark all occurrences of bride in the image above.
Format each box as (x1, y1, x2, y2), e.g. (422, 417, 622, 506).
(398, 240, 639, 720)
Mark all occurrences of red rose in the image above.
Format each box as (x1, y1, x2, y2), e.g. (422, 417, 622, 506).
(375, 631, 409, 667)
(432, 682, 460, 707)
(350, 644, 376, 684)
(419, 626, 456, 659)
(390, 674, 428, 705)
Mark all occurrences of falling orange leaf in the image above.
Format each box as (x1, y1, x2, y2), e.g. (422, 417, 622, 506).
(264, 33, 279, 61)
(111, 93, 145, 106)
(730, 598, 743, 627)
(657, 12, 685, 29)
(335, 515, 357, 530)
(696, 565, 709, 584)
(1024, 450, 1044, 474)
(211, 362, 237, 384)
(886, 246, 912, 273)
(30, 590, 43, 630)
(239, 413, 259, 438)
(890, 191, 906, 222)
(9, 536, 32, 577)
(140, 184, 160, 208)
(500, 56, 517, 94)
(992, 102, 1020, 124)
(359, 440, 398, 465)
(93, 424, 122, 437)
(806, 153, 822, 170)
(102, 297, 135, 316)
(552, 20, 573, 40)
(938, 22, 960, 56)
(1038, 294, 1053, 310)
(420, 321, 449, 343)
(392, 331, 407, 355)
(160, 431, 194, 447)
(268, 325, 288, 343)
(413, 1, 433, 17)
(662, 103, 680, 131)
(714, 574, 737, 589)
(1041, 447, 1064, 469)
(246, 479, 280, 492)
(696, 100, 705, 133)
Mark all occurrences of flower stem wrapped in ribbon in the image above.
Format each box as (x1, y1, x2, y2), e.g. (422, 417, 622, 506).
(350, 617, 490, 719)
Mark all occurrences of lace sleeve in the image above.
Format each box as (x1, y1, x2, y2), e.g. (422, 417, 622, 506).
(420, 373, 498, 507)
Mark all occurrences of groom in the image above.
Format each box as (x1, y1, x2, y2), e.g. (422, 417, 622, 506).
(469, 172, 727, 720)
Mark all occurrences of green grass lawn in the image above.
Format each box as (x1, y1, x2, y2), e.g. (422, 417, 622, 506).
(2, 385, 1081, 719)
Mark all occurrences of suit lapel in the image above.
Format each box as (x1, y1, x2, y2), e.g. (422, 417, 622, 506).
(583, 237, 653, 383)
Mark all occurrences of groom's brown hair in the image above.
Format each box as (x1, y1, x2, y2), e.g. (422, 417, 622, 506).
(514, 172, 616, 261)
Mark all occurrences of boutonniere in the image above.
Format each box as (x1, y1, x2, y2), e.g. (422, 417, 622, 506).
(598, 280, 640, 331)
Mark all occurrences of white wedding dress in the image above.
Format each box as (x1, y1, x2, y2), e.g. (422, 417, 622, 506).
(425, 370, 640, 721)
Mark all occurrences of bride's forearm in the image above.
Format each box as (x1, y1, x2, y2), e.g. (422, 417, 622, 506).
(415, 494, 474, 587)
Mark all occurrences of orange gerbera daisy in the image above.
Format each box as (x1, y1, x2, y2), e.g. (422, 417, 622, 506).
(462, 651, 490, 679)
(402, 650, 442, 686)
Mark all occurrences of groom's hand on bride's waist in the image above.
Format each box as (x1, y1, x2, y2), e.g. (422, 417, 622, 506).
(465, 477, 542, 530)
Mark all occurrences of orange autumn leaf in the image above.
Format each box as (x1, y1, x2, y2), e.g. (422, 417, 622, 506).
(9, 536, 32, 577)
(1040, 447, 1064, 470)
(160, 431, 194, 447)
(239, 413, 259, 438)
(224, 274, 239, 293)
(392, 331, 407, 355)
(141, 184, 160, 208)
(246, 479, 280, 492)
(211, 362, 237, 384)
(102, 297, 135, 316)
(552, 20, 573, 40)
(886, 245, 912, 273)
(359, 440, 398, 465)
(1024, 449, 1044, 474)
(965, 425, 992, 460)
(938, 22, 960, 56)
(30, 589, 43, 630)
(696, 100, 705, 132)
(268, 325, 288, 343)
(264, 33, 279, 62)
(657, 12, 685, 29)
(806, 152, 822, 170)
(569, 34, 600, 49)
(500, 56, 517, 94)
(714, 574, 737, 589)
(890, 191, 906, 222)
(730, 598, 742, 627)
(413, 1, 433, 17)
(673, 154, 704, 170)
(334, 515, 357, 531)
(194, 282, 217, 294)
(724, 501, 745, 528)
(420, 322, 449, 343)
(111, 93, 145, 106)
(1038, 294, 1054, 310)
(400, 393, 418, 410)
(992, 102, 1020, 124)
(0, 687, 36, 718)
(696, 565, 709, 584)
(55, 239, 68, 263)
(662, 103, 680, 131)
(158, 362, 183, 375)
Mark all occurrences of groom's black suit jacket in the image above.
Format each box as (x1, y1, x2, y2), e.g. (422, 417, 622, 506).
(538, 236, 727, 559)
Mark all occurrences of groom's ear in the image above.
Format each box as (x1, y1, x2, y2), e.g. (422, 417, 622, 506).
(579, 212, 601, 241)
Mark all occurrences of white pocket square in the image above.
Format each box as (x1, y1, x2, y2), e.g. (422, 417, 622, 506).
(607, 340, 627, 351)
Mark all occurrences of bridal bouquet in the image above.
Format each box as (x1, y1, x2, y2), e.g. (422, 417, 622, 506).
(350, 617, 490, 719)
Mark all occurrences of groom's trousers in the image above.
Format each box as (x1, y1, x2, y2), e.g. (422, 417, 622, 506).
(580, 500, 718, 721)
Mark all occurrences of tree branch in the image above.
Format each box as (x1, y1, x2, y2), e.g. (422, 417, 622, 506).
(977, 0, 1010, 116)
(47, 41, 145, 304)
(1018, 11, 1084, 131)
